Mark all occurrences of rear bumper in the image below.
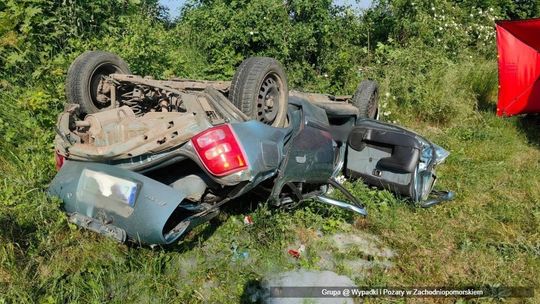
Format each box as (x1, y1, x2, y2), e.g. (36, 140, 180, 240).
(48, 161, 212, 245)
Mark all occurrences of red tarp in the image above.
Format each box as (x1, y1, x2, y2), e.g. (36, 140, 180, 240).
(496, 18, 540, 116)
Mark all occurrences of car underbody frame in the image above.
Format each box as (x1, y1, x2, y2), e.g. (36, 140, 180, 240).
(50, 52, 383, 245)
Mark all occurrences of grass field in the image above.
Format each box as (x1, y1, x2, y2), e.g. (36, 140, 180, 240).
(1, 83, 538, 303)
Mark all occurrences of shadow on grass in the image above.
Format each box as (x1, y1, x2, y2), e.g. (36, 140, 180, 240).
(477, 99, 497, 113)
(240, 279, 264, 304)
(0, 214, 39, 273)
(0, 215, 36, 253)
(517, 114, 540, 147)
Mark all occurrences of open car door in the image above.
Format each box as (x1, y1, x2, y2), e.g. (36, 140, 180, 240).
(496, 18, 540, 116)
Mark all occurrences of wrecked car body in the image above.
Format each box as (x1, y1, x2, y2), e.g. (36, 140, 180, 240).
(49, 51, 451, 245)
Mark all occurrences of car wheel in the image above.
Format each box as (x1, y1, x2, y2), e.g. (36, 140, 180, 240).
(229, 57, 288, 127)
(352, 80, 379, 119)
(65, 51, 131, 116)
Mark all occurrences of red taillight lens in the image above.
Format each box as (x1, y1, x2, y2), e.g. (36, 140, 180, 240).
(191, 124, 248, 176)
(55, 151, 65, 171)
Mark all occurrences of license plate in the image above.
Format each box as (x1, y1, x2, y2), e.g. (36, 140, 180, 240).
(78, 169, 140, 207)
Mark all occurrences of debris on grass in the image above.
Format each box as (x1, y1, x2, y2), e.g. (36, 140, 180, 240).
(243, 215, 254, 225)
(231, 242, 249, 260)
(287, 244, 306, 259)
(287, 249, 301, 259)
(326, 175, 348, 195)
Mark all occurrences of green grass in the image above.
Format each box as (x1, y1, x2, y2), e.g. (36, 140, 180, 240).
(1, 108, 538, 303)
(1, 59, 539, 303)
(358, 113, 540, 303)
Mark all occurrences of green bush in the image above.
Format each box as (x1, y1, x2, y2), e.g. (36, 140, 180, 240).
(354, 43, 496, 124)
(177, 0, 369, 91)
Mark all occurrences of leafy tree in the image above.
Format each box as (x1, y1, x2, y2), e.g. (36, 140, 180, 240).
(176, 0, 368, 91)
(0, 0, 162, 84)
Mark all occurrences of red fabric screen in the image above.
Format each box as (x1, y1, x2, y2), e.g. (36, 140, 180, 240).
(496, 18, 540, 116)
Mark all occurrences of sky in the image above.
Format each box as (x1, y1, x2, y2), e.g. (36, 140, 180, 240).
(159, 0, 373, 19)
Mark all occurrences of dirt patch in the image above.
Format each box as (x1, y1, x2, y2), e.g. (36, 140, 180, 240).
(342, 259, 393, 273)
(327, 232, 395, 280)
(316, 250, 336, 270)
(332, 232, 395, 259)
(0, 267, 11, 283)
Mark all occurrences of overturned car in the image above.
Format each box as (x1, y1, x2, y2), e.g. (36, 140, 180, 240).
(49, 51, 452, 245)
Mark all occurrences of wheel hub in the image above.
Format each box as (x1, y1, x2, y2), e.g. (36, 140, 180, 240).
(257, 75, 281, 124)
(89, 64, 121, 109)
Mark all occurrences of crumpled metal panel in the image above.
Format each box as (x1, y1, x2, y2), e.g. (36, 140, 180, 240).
(269, 98, 336, 202)
(49, 161, 199, 244)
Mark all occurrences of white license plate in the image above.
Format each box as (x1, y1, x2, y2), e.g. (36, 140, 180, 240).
(78, 169, 139, 207)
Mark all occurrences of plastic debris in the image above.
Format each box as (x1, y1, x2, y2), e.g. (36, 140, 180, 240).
(335, 175, 347, 184)
(243, 215, 254, 225)
(231, 242, 249, 260)
(288, 244, 306, 259)
(235, 251, 249, 260)
(287, 249, 300, 259)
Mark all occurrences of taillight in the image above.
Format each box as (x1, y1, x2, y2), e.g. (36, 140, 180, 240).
(55, 151, 65, 171)
(191, 124, 248, 176)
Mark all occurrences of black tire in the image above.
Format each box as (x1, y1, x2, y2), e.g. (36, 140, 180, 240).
(65, 51, 130, 116)
(229, 57, 288, 127)
(352, 80, 379, 119)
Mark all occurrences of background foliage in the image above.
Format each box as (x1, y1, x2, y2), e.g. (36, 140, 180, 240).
(0, 0, 539, 302)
